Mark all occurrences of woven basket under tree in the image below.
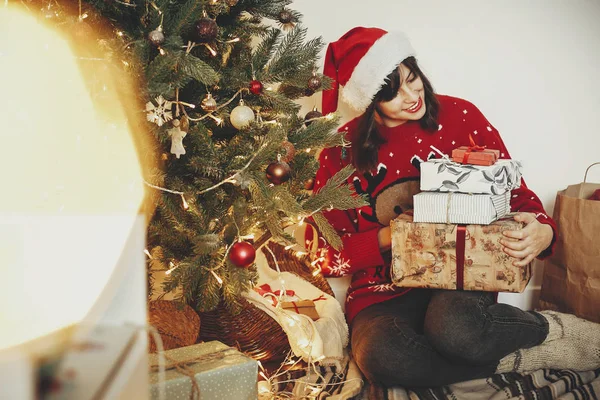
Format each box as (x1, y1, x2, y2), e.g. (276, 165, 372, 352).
(148, 300, 201, 352)
(198, 240, 334, 362)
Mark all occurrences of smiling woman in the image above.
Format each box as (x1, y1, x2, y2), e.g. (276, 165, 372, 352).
(0, 5, 152, 397)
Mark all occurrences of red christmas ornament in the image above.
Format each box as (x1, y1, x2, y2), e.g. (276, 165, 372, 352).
(266, 161, 291, 185)
(249, 80, 263, 95)
(304, 177, 315, 191)
(229, 241, 256, 268)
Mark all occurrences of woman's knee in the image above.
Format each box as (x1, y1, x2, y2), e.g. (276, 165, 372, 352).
(351, 316, 437, 386)
(424, 291, 494, 363)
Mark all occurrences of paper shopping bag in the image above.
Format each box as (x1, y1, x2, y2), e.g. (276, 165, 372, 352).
(538, 162, 600, 322)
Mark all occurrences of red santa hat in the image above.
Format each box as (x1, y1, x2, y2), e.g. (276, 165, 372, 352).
(322, 27, 416, 115)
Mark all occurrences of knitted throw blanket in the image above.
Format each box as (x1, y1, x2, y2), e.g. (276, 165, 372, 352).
(382, 368, 600, 400)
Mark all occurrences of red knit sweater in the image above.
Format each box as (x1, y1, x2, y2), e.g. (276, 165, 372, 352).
(308, 95, 557, 325)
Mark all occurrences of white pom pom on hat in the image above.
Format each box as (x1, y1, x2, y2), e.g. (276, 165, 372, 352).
(322, 27, 416, 115)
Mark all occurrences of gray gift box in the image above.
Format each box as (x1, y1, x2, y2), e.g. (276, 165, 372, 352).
(149, 341, 257, 400)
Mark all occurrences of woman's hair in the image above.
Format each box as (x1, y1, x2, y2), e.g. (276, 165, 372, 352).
(351, 56, 439, 173)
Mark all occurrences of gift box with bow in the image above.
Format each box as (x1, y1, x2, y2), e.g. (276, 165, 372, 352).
(451, 135, 500, 166)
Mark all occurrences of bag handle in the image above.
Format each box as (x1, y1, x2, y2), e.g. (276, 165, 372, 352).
(584, 162, 600, 183)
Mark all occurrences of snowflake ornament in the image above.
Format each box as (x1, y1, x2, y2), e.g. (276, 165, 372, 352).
(146, 95, 173, 127)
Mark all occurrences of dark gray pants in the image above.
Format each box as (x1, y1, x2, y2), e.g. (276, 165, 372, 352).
(351, 289, 549, 387)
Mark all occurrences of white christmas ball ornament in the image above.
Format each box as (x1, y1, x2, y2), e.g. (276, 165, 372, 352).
(230, 100, 254, 129)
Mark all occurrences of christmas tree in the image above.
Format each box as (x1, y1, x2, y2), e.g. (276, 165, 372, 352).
(30, 0, 365, 313)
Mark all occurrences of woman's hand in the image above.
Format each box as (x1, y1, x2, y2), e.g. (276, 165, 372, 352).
(500, 213, 554, 266)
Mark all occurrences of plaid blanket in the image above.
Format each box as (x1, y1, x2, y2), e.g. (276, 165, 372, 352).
(385, 369, 600, 400)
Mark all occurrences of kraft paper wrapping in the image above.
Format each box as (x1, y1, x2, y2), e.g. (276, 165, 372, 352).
(391, 214, 530, 292)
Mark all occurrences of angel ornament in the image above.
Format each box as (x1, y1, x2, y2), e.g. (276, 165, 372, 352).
(168, 119, 187, 159)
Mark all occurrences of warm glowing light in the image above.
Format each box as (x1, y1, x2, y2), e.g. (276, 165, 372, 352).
(144, 249, 153, 259)
(0, 9, 145, 350)
(257, 381, 271, 394)
(181, 194, 189, 210)
(204, 43, 217, 56)
(210, 270, 223, 286)
(165, 262, 178, 275)
(312, 267, 321, 276)
(259, 372, 269, 381)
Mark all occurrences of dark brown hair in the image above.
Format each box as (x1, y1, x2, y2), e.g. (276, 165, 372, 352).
(351, 56, 439, 173)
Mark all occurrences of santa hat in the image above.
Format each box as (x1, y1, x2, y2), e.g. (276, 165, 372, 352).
(322, 27, 416, 115)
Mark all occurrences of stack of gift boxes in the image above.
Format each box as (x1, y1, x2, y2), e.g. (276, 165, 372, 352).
(391, 140, 531, 293)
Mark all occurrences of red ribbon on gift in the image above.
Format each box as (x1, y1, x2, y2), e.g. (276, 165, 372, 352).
(455, 225, 467, 290)
(254, 283, 296, 306)
(462, 134, 487, 164)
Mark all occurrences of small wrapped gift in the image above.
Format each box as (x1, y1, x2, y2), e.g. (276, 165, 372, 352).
(451, 134, 500, 166)
(420, 159, 522, 194)
(452, 146, 499, 166)
(390, 214, 531, 292)
(413, 191, 511, 225)
(149, 341, 258, 400)
(281, 299, 320, 321)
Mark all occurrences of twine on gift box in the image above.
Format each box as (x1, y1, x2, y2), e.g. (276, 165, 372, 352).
(150, 347, 239, 400)
(445, 192, 454, 224)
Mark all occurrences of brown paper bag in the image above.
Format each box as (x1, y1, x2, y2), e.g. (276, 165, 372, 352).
(539, 163, 600, 322)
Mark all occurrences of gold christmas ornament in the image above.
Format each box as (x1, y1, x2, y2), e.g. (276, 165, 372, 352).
(230, 99, 254, 129)
(201, 93, 218, 112)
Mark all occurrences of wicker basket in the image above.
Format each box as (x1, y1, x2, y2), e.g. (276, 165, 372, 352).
(198, 240, 334, 362)
(148, 300, 201, 352)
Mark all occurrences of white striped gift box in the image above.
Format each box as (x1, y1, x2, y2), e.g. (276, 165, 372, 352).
(413, 191, 511, 225)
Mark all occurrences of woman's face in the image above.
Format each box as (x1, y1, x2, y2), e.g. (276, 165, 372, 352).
(376, 63, 426, 127)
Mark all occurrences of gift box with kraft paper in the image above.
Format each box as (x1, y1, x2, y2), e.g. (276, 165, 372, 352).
(281, 299, 320, 321)
(390, 214, 530, 292)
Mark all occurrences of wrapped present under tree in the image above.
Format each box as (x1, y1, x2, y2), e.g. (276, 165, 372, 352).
(149, 341, 257, 400)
